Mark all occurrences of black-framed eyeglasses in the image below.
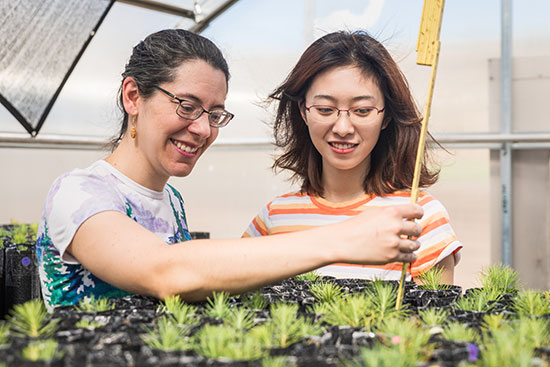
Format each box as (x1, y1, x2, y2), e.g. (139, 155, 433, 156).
(155, 86, 234, 128)
(304, 104, 384, 124)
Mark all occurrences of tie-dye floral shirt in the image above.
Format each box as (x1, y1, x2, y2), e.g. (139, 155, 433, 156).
(36, 160, 191, 311)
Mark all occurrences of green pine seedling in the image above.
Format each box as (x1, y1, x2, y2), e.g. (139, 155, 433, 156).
(0, 322, 9, 345)
(261, 356, 293, 367)
(224, 308, 255, 330)
(417, 266, 450, 290)
(479, 263, 520, 294)
(308, 280, 343, 304)
(142, 316, 194, 352)
(75, 295, 115, 312)
(194, 324, 265, 360)
(252, 303, 324, 349)
(75, 319, 106, 329)
(418, 307, 449, 327)
(378, 317, 433, 362)
(295, 270, 321, 282)
(29, 223, 39, 238)
(21, 339, 63, 362)
(160, 295, 199, 326)
(454, 288, 500, 312)
(205, 291, 232, 319)
(481, 313, 506, 332)
(367, 280, 404, 325)
(241, 291, 268, 310)
(317, 293, 372, 328)
(479, 324, 534, 367)
(349, 345, 418, 367)
(513, 290, 550, 316)
(7, 299, 59, 337)
(441, 322, 479, 343)
(11, 232, 28, 245)
(516, 316, 550, 349)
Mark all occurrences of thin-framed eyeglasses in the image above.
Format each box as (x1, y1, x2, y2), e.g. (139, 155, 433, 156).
(304, 104, 384, 124)
(155, 86, 234, 128)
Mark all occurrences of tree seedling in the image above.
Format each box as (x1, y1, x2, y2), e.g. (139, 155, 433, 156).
(251, 303, 324, 349)
(295, 271, 321, 282)
(349, 344, 418, 367)
(205, 291, 232, 319)
(478, 324, 535, 367)
(224, 308, 255, 330)
(21, 338, 63, 362)
(7, 299, 59, 337)
(481, 313, 506, 332)
(454, 288, 500, 312)
(479, 264, 520, 294)
(0, 322, 9, 346)
(241, 291, 268, 310)
(75, 295, 115, 312)
(441, 322, 479, 343)
(308, 280, 343, 304)
(194, 324, 265, 360)
(142, 316, 194, 352)
(417, 266, 450, 290)
(75, 319, 106, 329)
(160, 295, 199, 326)
(377, 317, 433, 363)
(418, 307, 449, 327)
(513, 290, 550, 316)
(315, 293, 372, 328)
(261, 356, 293, 367)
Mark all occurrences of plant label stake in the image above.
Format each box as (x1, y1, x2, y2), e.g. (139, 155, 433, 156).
(395, 0, 445, 310)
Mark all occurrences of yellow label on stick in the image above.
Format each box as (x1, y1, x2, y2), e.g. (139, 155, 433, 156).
(416, 0, 445, 66)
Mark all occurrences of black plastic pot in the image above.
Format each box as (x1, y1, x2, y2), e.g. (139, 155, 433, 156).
(190, 232, 210, 240)
(0, 246, 5, 320)
(4, 242, 41, 315)
(405, 286, 462, 309)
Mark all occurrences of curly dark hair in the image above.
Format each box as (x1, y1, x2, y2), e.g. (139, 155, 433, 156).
(269, 30, 439, 197)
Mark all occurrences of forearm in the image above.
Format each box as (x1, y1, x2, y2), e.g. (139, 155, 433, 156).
(158, 226, 338, 301)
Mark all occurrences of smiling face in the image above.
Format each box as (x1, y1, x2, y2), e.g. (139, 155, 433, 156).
(302, 65, 385, 182)
(133, 59, 228, 185)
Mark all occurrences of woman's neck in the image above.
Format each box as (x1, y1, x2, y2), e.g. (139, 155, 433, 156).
(321, 164, 368, 203)
(105, 138, 168, 192)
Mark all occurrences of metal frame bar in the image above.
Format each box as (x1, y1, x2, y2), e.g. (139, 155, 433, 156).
(500, 0, 513, 267)
(1, 132, 550, 150)
(115, 0, 194, 18)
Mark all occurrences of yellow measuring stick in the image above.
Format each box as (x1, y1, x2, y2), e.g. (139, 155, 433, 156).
(395, 0, 445, 310)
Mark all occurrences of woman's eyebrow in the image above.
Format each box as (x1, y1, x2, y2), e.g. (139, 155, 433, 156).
(176, 92, 225, 109)
(312, 94, 377, 102)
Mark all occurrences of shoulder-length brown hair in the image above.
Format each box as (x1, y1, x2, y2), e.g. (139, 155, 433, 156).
(269, 30, 439, 197)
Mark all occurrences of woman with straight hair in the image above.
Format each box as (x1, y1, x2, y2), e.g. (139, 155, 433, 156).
(244, 30, 461, 283)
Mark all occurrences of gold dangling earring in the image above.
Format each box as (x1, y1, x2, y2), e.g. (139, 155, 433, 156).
(130, 115, 137, 139)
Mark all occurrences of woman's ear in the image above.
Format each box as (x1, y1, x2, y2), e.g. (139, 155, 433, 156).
(298, 101, 308, 125)
(381, 112, 391, 130)
(121, 77, 140, 116)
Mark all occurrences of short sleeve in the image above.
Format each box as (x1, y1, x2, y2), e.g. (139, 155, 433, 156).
(46, 170, 126, 263)
(409, 194, 463, 277)
(242, 202, 272, 238)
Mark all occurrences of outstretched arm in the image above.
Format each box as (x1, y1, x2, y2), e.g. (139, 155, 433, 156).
(68, 204, 423, 302)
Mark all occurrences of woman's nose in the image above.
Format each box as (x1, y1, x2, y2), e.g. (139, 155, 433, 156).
(332, 111, 355, 136)
(187, 113, 212, 139)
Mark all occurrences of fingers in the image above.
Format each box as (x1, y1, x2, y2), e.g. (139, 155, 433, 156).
(395, 238, 420, 263)
(401, 220, 422, 238)
(395, 252, 417, 263)
(394, 203, 423, 221)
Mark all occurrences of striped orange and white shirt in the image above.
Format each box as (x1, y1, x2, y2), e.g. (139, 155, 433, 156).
(243, 191, 462, 280)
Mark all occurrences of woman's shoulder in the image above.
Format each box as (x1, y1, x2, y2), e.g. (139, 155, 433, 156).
(48, 160, 119, 197)
(269, 191, 312, 205)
